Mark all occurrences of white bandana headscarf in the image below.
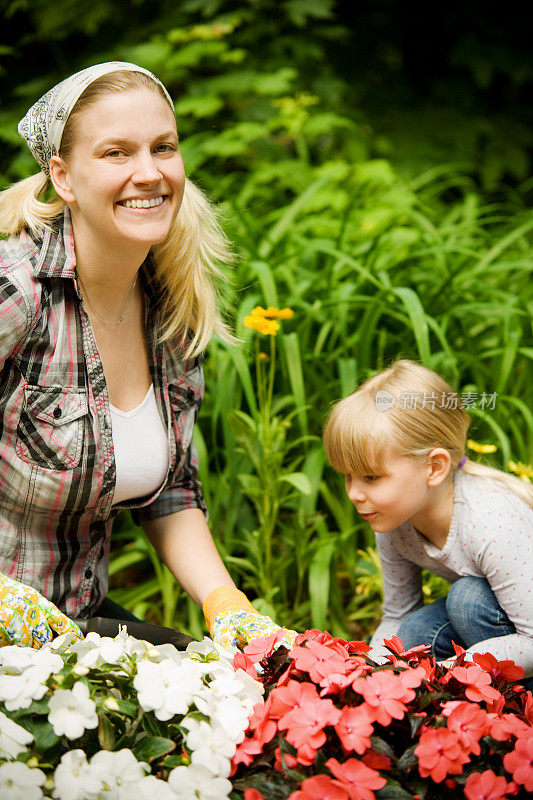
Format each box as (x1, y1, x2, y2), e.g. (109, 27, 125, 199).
(18, 61, 174, 176)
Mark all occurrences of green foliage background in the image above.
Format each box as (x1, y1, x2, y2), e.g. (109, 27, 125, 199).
(1, 0, 532, 639)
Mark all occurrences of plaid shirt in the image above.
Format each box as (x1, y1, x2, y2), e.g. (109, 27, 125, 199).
(0, 211, 206, 619)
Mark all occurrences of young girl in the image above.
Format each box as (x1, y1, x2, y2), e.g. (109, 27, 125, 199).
(323, 360, 533, 678)
(0, 61, 293, 651)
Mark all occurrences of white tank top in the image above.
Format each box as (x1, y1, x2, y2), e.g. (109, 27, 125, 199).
(110, 385, 170, 505)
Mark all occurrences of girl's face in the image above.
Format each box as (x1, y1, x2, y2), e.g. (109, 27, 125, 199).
(344, 450, 435, 534)
(53, 88, 185, 253)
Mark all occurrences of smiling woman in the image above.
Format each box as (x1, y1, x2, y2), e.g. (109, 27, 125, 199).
(0, 61, 295, 652)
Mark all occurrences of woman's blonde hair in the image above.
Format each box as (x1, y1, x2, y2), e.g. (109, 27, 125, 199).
(0, 70, 233, 357)
(323, 359, 533, 508)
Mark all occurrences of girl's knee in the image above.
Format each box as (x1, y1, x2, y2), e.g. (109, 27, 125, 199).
(446, 576, 490, 618)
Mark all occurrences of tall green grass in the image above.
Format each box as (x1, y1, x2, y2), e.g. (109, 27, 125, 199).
(110, 155, 532, 638)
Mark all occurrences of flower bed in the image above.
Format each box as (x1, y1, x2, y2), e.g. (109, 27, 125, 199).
(231, 631, 533, 800)
(0, 628, 531, 799)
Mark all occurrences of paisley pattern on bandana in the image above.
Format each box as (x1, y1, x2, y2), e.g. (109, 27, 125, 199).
(18, 61, 174, 175)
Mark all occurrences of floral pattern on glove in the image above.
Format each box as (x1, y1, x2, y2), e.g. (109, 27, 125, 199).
(0, 572, 83, 649)
(211, 609, 297, 651)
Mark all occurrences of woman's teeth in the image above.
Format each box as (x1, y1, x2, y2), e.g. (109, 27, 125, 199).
(122, 196, 164, 208)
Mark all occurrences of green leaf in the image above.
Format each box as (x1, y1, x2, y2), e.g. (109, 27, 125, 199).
(376, 784, 416, 800)
(134, 736, 176, 763)
(370, 735, 396, 759)
(98, 712, 115, 750)
(309, 539, 335, 629)
(142, 712, 167, 738)
(277, 472, 311, 494)
(26, 718, 59, 752)
(397, 743, 419, 772)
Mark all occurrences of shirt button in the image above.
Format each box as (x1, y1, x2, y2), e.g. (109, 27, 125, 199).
(53, 407, 62, 419)
(85, 568, 93, 579)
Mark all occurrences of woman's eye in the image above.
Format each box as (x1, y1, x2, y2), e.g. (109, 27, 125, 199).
(154, 143, 176, 153)
(105, 150, 126, 158)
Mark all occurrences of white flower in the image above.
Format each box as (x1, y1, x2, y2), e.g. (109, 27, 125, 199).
(52, 750, 102, 800)
(137, 775, 177, 800)
(182, 719, 234, 777)
(134, 658, 204, 721)
(194, 692, 252, 744)
(42, 631, 80, 654)
(0, 646, 62, 675)
(0, 761, 46, 800)
(89, 749, 149, 799)
(0, 670, 48, 712)
(167, 764, 232, 800)
(0, 646, 63, 711)
(48, 681, 98, 739)
(0, 710, 33, 759)
(69, 631, 129, 670)
(186, 638, 235, 670)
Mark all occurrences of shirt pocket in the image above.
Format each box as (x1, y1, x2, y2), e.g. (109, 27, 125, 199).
(16, 385, 88, 470)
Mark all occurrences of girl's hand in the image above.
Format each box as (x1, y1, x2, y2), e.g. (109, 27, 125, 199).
(211, 609, 297, 651)
(0, 572, 83, 649)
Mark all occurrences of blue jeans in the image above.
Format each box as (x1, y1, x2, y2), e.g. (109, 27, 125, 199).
(397, 577, 533, 690)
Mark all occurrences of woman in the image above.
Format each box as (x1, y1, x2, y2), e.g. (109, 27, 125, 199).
(0, 61, 292, 650)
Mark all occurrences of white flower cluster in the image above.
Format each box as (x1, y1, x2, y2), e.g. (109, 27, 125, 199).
(0, 630, 264, 800)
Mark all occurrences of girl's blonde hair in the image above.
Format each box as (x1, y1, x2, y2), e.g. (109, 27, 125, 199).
(323, 359, 533, 508)
(0, 70, 233, 357)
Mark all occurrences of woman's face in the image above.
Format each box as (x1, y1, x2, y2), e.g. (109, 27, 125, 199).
(54, 87, 185, 253)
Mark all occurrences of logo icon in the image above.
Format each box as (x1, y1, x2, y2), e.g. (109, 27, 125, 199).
(375, 390, 395, 412)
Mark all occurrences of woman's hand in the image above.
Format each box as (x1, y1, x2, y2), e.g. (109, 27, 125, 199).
(211, 609, 297, 651)
(0, 572, 82, 649)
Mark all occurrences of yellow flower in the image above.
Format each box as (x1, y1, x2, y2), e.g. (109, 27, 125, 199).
(248, 305, 294, 320)
(243, 305, 294, 336)
(467, 439, 498, 454)
(258, 352, 269, 361)
(508, 460, 533, 482)
(244, 315, 280, 336)
(273, 307, 294, 319)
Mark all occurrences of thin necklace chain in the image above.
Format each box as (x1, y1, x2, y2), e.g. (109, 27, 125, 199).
(77, 273, 138, 325)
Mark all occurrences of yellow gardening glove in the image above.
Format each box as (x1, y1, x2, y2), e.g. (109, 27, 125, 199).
(0, 572, 82, 649)
(203, 586, 297, 651)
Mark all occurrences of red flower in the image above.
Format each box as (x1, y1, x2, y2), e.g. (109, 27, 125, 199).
(472, 652, 524, 684)
(446, 665, 502, 703)
(281, 690, 342, 754)
(244, 790, 266, 800)
(289, 774, 349, 800)
(442, 700, 489, 755)
(335, 705, 374, 754)
(415, 727, 470, 783)
(247, 697, 277, 748)
(352, 670, 417, 726)
(232, 735, 263, 768)
(244, 629, 286, 662)
(486, 711, 529, 741)
(233, 651, 259, 678)
(522, 691, 533, 725)
(503, 728, 533, 792)
(291, 640, 351, 684)
(383, 635, 431, 662)
(270, 680, 317, 722)
(464, 770, 510, 800)
(326, 757, 386, 800)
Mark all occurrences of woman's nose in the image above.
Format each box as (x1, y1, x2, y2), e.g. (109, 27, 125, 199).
(132, 152, 161, 183)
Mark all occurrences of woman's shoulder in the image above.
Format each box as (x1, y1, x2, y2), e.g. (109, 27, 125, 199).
(0, 226, 51, 337)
